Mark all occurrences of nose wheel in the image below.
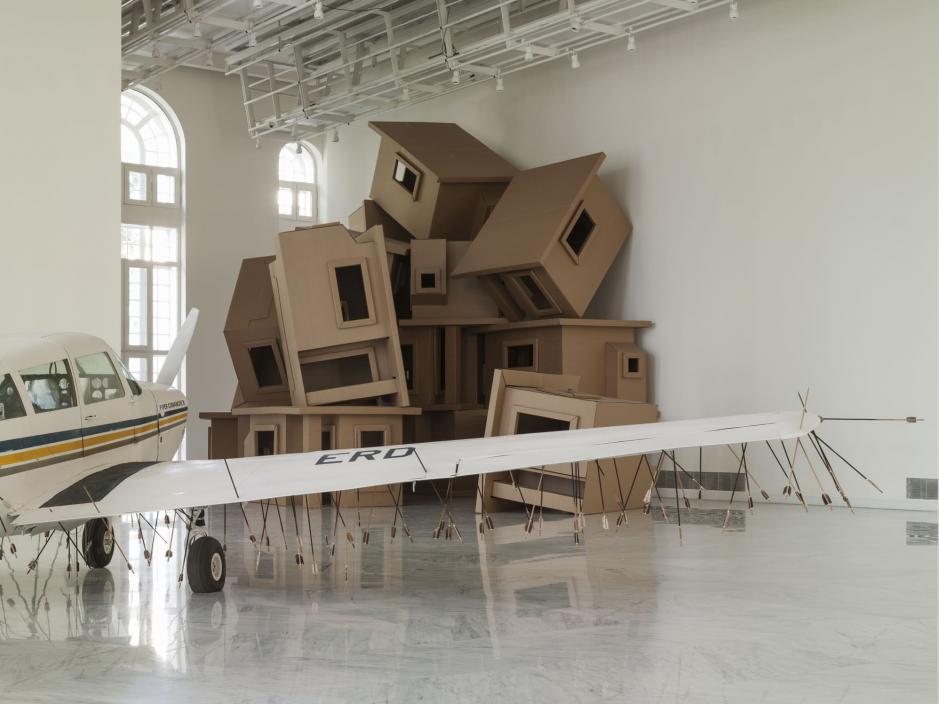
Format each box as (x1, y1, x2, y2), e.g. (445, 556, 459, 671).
(82, 518, 115, 568)
(187, 535, 226, 593)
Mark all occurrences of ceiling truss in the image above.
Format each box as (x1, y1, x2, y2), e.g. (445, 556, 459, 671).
(121, 0, 738, 141)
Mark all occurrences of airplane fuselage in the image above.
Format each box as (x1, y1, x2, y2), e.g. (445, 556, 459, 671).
(0, 332, 186, 535)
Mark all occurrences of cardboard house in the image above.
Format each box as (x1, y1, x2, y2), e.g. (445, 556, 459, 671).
(368, 121, 516, 240)
(472, 318, 651, 403)
(476, 370, 658, 516)
(409, 240, 502, 320)
(271, 223, 409, 407)
(452, 153, 631, 319)
(348, 200, 413, 320)
(201, 404, 420, 508)
(223, 256, 292, 406)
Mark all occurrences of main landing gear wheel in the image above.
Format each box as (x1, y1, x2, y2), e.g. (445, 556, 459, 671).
(82, 517, 114, 568)
(187, 536, 226, 593)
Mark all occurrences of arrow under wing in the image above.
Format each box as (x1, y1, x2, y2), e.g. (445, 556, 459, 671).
(12, 411, 819, 527)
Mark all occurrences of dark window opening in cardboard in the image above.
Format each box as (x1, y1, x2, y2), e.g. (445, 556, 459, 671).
(401, 344, 414, 390)
(515, 412, 572, 435)
(321, 430, 334, 451)
(256, 430, 276, 456)
(435, 328, 446, 393)
(359, 430, 386, 448)
(334, 264, 371, 322)
(506, 343, 534, 369)
(627, 356, 640, 374)
(249, 345, 283, 388)
(565, 209, 595, 258)
(419, 272, 437, 290)
(301, 354, 373, 392)
(518, 274, 554, 312)
(393, 158, 419, 196)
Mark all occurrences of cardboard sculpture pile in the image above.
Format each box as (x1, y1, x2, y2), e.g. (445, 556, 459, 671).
(202, 121, 657, 514)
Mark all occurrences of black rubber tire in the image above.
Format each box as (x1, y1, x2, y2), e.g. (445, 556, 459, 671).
(187, 536, 226, 593)
(82, 518, 114, 568)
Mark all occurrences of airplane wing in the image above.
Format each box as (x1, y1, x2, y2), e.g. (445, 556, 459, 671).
(11, 411, 819, 528)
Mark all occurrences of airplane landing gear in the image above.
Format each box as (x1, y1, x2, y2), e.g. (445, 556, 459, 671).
(187, 535, 226, 593)
(82, 517, 114, 568)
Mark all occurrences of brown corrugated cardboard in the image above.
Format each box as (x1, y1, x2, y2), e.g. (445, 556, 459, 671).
(224, 256, 293, 406)
(470, 318, 651, 403)
(368, 122, 516, 240)
(476, 370, 657, 516)
(271, 222, 409, 407)
(410, 241, 502, 320)
(451, 153, 631, 318)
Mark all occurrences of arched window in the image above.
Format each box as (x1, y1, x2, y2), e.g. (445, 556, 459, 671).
(278, 142, 318, 225)
(120, 90, 184, 385)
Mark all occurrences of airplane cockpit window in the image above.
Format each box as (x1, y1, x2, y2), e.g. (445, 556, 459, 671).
(116, 357, 143, 396)
(76, 352, 127, 405)
(0, 374, 27, 421)
(20, 359, 77, 413)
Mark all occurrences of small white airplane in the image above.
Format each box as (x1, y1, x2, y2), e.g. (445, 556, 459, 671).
(0, 311, 903, 593)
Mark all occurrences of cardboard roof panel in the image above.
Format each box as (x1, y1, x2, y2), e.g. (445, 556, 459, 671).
(452, 153, 606, 276)
(224, 256, 277, 332)
(369, 122, 517, 183)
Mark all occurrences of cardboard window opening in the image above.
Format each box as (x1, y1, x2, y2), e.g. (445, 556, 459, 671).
(392, 155, 421, 199)
(435, 328, 446, 394)
(254, 427, 278, 456)
(419, 272, 437, 290)
(505, 341, 537, 370)
(514, 273, 558, 314)
(562, 207, 596, 261)
(300, 353, 374, 392)
(514, 411, 572, 434)
(356, 427, 388, 448)
(248, 344, 285, 388)
(321, 425, 335, 451)
(334, 264, 371, 322)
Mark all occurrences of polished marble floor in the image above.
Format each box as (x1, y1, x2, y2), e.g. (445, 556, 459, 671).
(0, 498, 934, 703)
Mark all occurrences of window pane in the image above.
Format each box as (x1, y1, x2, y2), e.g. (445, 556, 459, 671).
(297, 189, 313, 218)
(151, 265, 178, 351)
(156, 173, 176, 204)
(127, 170, 148, 201)
(20, 359, 76, 413)
(121, 224, 148, 260)
(151, 355, 166, 383)
(127, 266, 149, 347)
(278, 144, 315, 183)
(76, 352, 126, 404)
(0, 374, 27, 420)
(126, 357, 148, 385)
(278, 187, 293, 216)
(121, 124, 142, 164)
(150, 227, 178, 263)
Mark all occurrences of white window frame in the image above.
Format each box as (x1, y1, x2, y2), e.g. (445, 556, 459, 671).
(278, 141, 319, 229)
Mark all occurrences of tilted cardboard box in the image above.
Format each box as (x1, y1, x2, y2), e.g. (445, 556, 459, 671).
(271, 222, 409, 407)
(452, 153, 631, 319)
(224, 256, 292, 406)
(368, 122, 516, 240)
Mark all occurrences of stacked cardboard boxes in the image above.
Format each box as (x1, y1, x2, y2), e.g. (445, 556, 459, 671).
(202, 121, 656, 514)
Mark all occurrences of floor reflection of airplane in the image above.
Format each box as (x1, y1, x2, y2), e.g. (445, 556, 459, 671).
(0, 311, 914, 594)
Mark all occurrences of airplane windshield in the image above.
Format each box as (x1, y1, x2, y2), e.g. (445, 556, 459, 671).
(20, 359, 77, 413)
(75, 352, 126, 404)
(115, 356, 143, 396)
(0, 374, 27, 421)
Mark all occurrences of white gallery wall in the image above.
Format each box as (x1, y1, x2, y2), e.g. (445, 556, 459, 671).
(0, 3, 120, 348)
(323, 0, 937, 507)
(152, 68, 324, 460)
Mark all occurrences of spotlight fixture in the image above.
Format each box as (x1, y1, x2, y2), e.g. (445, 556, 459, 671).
(626, 27, 636, 52)
(570, 16, 582, 32)
(331, 129, 339, 143)
(192, 21, 202, 38)
(402, 86, 410, 100)
(524, 44, 534, 61)
(248, 30, 258, 47)
(570, 52, 580, 69)
(313, 0, 324, 20)
(204, 51, 213, 67)
(151, 42, 161, 59)
(451, 69, 460, 84)
(495, 75, 504, 92)
(295, 141, 303, 154)
(729, 0, 739, 19)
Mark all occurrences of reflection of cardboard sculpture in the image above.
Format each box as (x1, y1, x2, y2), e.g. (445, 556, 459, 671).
(368, 121, 516, 240)
(476, 370, 658, 516)
(452, 153, 631, 320)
